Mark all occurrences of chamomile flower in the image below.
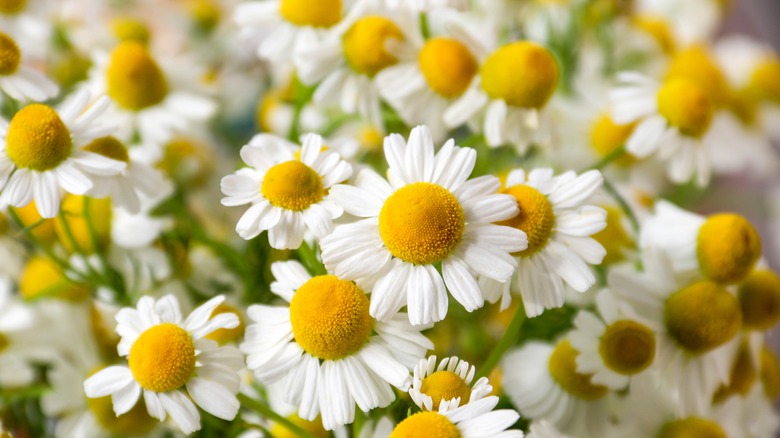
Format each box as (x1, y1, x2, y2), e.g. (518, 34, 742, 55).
(0, 276, 38, 387)
(0, 91, 126, 218)
(388, 395, 522, 438)
(83, 295, 244, 434)
(241, 260, 432, 430)
(479, 168, 606, 317)
(409, 355, 492, 412)
(321, 125, 526, 325)
(220, 132, 352, 248)
(0, 31, 57, 102)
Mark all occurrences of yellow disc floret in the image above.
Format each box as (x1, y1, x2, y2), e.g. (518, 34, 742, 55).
(589, 114, 637, 167)
(738, 270, 780, 330)
(631, 15, 675, 54)
(599, 319, 655, 375)
(481, 41, 559, 109)
(111, 18, 150, 45)
(657, 79, 714, 138)
(750, 58, 780, 105)
(6, 104, 73, 171)
(0, 32, 20, 75)
(270, 414, 329, 438)
(418, 38, 478, 99)
(106, 41, 168, 111)
(390, 411, 461, 438)
(279, 0, 341, 28)
(289, 275, 373, 360)
(549, 340, 608, 400)
(664, 281, 741, 355)
(420, 370, 471, 411)
(19, 256, 90, 302)
(697, 213, 761, 284)
(714, 343, 757, 402)
(657, 418, 727, 438)
(159, 137, 215, 187)
(261, 160, 325, 211)
(761, 347, 780, 399)
(665, 45, 730, 107)
(342, 16, 403, 77)
(129, 323, 196, 392)
(498, 184, 555, 257)
(205, 303, 245, 345)
(0, 0, 25, 14)
(83, 136, 131, 163)
(379, 182, 465, 265)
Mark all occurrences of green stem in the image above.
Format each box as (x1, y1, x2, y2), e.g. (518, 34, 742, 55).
(6, 210, 74, 275)
(419, 12, 431, 39)
(297, 240, 326, 276)
(580, 144, 626, 173)
(475, 304, 526, 381)
(237, 393, 316, 438)
(602, 177, 640, 234)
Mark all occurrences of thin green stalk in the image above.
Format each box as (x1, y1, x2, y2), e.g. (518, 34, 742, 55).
(580, 144, 626, 173)
(298, 240, 326, 276)
(602, 176, 640, 234)
(475, 304, 526, 381)
(237, 393, 316, 438)
(419, 12, 431, 39)
(7, 210, 74, 274)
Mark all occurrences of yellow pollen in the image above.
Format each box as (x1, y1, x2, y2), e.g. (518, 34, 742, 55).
(106, 41, 168, 111)
(749, 58, 780, 105)
(738, 270, 780, 330)
(279, 0, 341, 27)
(420, 370, 471, 411)
(189, 0, 222, 32)
(270, 414, 329, 438)
(599, 319, 655, 375)
(129, 323, 196, 392)
(6, 104, 73, 171)
(549, 340, 609, 400)
(357, 125, 384, 153)
(11, 201, 56, 242)
(498, 184, 555, 257)
(481, 41, 559, 109)
(83, 136, 130, 163)
(592, 206, 633, 264)
(589, 114, 637, 167)
(697, 213, 761, 284)
(657, 418, 727, 438)
(665, 46, 731, 107)
(656, 79, 714, 138)
(159, 137, 215, 187)
(19, 256, 90, 302)
(631, 15, 675, 54)
(418, 38, 478, 99)
(0, 32, 20, 75)
(205, 303, 245, 345)
(379, 182, 465, 265)
(390, 411, 461, 438)
(0, 0, 25, 14)
(261, 160, 325, 211)
(289, 275, 373, 360)
(342, 16, 403, 77)
(714, 343, 757, 403)
(760, 347, 780, 399)
(111, 18, 150, 45)
(664, 281, 741, 355)
(54, 195, 112, 254)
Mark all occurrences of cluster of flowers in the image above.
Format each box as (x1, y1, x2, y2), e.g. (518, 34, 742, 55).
(0, 0, 778, 437)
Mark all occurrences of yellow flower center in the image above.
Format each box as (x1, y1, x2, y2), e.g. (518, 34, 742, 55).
(728, 88, 759, 127)
(498, 184, 555, 257)
(189, 0, 222, 32)
(656, 79, 714, 138)
(205, 303, 245, 345)
(261, 160, 325, 211)
(342, 16, 403, 77)
(749, 58, 780, 105)
(159, 137, 215, 187)
(697, 213, 761, 284)
(481, 41, 559, 109)
(631, 15, 675, 54)
(19, 256, 90, 302)
(106, 41, 168, 111)
(0, 0, 24, 14)
(665, 46, 730, 107)
(390, 412, 461, 438)
(714, 343, 757, 403)
(592, 206, 633, 264)
(50, 50, 92, 89)
(111, 18, 150, 45)
(379, 182, 465, 265)
(418, 38, 478, 99)
(6, 104, 73, 171)
(738, 270, 780, 330)
(419, 370, 471, 411)
(83, 136, 130, 163)
(589, 114, 637, 167)
(128, 323, 196, 392)
(270, 414, 329, 438)
(549, 340, 609, 400)
(599, 319, 655, 375)
(86, 366, 158, 435)
(761, 347, 780, 399)
(664, 281, 741, 355)
(54, 195, 112, 255)
(0, 32, 20, 75)
(657, 418, 727, 438)
(289, 275, 373, 360)
(0, 333, 9, 353)
(279, 0, 341, 28)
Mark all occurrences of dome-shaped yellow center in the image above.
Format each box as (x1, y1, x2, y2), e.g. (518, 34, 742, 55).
(750, 58, 780, 105)
(6, 104, 73, 171)
(657, 418, 727, 438)
(665, 46, 730, 107)
(159, 137, 215, 187)
(261, 160, 325, 211)
(761, 347, 780, 399)
(128, 323, 196, 392)
(657, 79, 714, 138)
(390, 412, 461, 438)
(498, 184, 555, 257)
(714, 343, 757, 402)
(83, 136, 131, 163)
(420, 370, 471, 411)
(19, 256, 90, 302)
(54, 195, 112, 254)
(270, 414, 329, 438)
(205, 303, 245, 345)
(111, 18, 150, 45)
(289, 275, 373, 360)
(0, 32, 20, 75)
(480, 41, 559, 109)
(664, 281, 741, 355)
(0, 0, 25, 14)
(631, 15, 675, 54)
(189, 0, 222, 32)
(342, 16, 403, 77)
(738, 270, 780, 330)
(589, 114, 637, 167)
(379, 182, 465, 265)
(697, 213, 761, 284)
(418, 38, 478, 99)
(86, 387, 157, 435)
(279, 0, 341, 28)
(599, 319, 655, 375)
(549, 340, 609, 400)
(106, 41, 168, 111)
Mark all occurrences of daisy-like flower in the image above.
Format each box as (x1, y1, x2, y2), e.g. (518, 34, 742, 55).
(220, 132, 352, 248)
(388, 395, 522, 437)
(0, 276, 40, 388)
(479, 168, 606, 317)
(569, 290, 657, 390)
(83, 295, 244, 434)
(409, 355, 492, 412)
(0, 91, 126, 218)
(0, 31, 57, 102)
(241, 260, 432, 430)
(321, 125, 527, 325)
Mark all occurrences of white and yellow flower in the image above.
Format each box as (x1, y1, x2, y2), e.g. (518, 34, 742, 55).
(409, 355, 492, 412)
(0, 31, 57, 102)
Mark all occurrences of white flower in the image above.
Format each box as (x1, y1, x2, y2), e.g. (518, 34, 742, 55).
(0, 31, 57, 102)
(0, 276, 38, 388)
(409, 355, 492, 412)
